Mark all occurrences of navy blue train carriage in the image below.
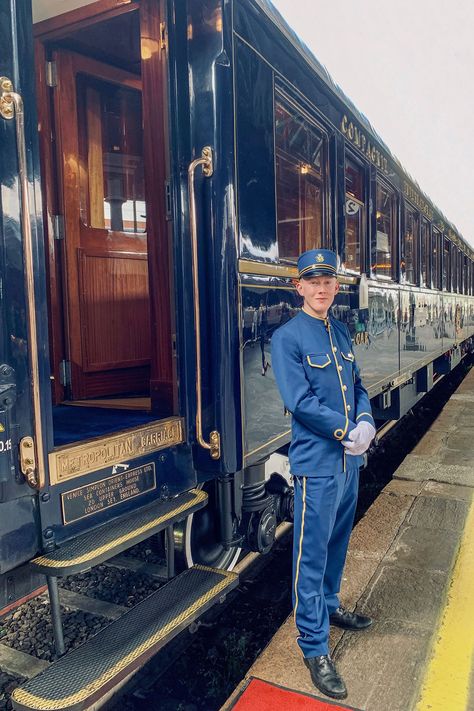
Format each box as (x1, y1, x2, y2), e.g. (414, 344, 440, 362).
(1, 0, 473, 708)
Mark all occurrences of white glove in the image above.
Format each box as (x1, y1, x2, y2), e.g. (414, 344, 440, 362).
(342, 421, 376, 456)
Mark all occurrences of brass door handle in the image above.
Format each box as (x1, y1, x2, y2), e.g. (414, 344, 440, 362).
(187, 147, 220, 460)
(1, 77, 46, 488)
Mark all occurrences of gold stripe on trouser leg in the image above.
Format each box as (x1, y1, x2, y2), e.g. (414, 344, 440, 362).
(293, 477, 307, 629)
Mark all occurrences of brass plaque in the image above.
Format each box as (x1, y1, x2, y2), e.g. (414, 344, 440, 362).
(61, 463, 156, 525)
(49, 417, 184, 484)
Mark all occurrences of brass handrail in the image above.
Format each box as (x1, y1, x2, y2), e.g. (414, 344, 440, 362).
(187, 147, 220, 459)
(0, 77, 46, 488)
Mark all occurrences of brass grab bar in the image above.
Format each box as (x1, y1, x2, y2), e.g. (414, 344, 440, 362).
(187, 146, 220, 460)
(0, 77, 46, 488)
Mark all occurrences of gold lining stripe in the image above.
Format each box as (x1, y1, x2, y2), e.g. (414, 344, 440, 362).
(340, 351, 355, 362)
(306, 354, 331, 368)
(327, 325, 350, 447)
(12, 565, 237, 710)
(299, 263, 337, 276)
(356, 412, 374, 421)
(32, 490, 207, 568)
(293, 477, 307, 630)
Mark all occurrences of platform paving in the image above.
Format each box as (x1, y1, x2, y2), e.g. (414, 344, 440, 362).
(222, 366, 474, 711)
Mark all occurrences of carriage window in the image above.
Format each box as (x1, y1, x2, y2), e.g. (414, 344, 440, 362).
(443, 238, 451, 291)
(275, 100, 327, 263)
(432, 228, 441, 289)
(344, 157, 364, 273)
(77, 75, 146, 234)
(458, 250, 464, 293)
(463, 255, 469, 295)
(402, 205, 419, 284)
(375, 181, 396, 278)
(420, 219, 431, 287)
(452, 248, 458, 293)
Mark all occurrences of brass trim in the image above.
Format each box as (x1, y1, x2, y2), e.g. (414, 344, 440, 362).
(244, 429, 291, 459)
(60, 463, 157, 525)
(19, 437, 36, 487)
(188, 146, 221, 459)
(239, 259, 298, 278)
(12, 565, 237, 710)
(238, 259, 357, 285)
(1, 78, 46, 489)
(48, 417, 184, 484)
(34, 489, 207, 568)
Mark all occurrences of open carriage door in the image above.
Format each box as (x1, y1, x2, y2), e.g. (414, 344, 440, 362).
(51, 49, 151, 401)
(0, 3, 50, 503)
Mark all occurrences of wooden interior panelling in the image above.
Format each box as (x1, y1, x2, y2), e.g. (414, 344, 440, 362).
(78, 250, 150, 371)
(140, 0, 175, 411)
(35, 39, 66, 404)
(34, 1, 139, 40)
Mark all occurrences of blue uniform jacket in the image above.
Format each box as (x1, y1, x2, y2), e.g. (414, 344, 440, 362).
(271, 310, 375, 477)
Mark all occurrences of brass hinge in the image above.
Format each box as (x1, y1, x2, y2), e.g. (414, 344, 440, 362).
(52, 214, 64, 240)
(59, 360, 71, 387)
(45, 61, 57, 88)
(20, 436, 38, 488)
(209, 431, 221, 460)
(160, 22, 167, 51)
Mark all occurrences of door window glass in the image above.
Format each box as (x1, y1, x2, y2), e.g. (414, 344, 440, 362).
(443, 238, 450, 291)
(375, 181, 396, 278)
(275, 100, 327, 263)
(77, 75, 146, 234)
(402, 205, 419, 284)
(432, 228, 441, 289)
(344, 158, 364, 273)
(420, 218, 431, 287)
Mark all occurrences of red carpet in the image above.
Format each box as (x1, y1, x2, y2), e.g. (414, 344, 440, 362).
(230, 677, 362, 710)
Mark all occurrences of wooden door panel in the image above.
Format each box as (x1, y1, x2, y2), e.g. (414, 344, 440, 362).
(52, 48, 151, 399)
(78, 250, 150, 372)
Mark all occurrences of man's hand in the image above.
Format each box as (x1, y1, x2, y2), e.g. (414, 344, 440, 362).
(342, 421, 376, 456)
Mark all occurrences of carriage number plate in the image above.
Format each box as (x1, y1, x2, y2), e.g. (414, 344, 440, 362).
(61, 463, 156, 524)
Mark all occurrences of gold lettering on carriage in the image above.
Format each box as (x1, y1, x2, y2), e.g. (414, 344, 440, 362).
(341, 115, 389, 174)
(48, 418, 184, 484)
(403, 181, 434, 220)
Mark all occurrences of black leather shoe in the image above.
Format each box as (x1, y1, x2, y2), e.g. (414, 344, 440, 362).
(304, 655, 347, 699)
(329, 605, 373, 631)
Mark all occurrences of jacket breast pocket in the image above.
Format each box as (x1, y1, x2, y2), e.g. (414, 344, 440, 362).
(306, 353, 331, 369)
(340, 351, 355, 363)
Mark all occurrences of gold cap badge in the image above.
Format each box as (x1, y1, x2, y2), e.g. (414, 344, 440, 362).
(316, 253, 324, 263)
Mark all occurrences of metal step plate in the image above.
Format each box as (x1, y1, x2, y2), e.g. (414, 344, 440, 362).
(12, 565, 238, 711)
(30, 489, 207, 576)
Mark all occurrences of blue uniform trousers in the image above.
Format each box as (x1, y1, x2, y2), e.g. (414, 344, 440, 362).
(292, 469, 359, 657)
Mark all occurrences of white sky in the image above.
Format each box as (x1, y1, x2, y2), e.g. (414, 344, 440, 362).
(271, 0, 474, 247)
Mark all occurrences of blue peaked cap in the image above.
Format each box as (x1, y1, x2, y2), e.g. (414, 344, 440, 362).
(297, 249, 338, 278)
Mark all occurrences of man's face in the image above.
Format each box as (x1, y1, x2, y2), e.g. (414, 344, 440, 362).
(295, 275, 339, 318)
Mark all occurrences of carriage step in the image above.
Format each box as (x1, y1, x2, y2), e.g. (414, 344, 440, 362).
(30, 489, 207, 576)
(12, 565, 238, 711)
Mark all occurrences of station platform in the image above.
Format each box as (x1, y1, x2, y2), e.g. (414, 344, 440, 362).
(223, 366, 474, 711)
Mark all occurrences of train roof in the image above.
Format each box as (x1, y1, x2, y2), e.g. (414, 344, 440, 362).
(252, 0, 473, 257)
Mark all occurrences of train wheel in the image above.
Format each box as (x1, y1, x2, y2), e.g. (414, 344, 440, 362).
(174, 482, 241, 571)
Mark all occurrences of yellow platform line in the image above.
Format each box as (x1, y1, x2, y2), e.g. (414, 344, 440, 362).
(415, 496, 474, 711)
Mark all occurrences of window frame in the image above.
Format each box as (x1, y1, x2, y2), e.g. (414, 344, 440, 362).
(274, 90, 331, 265)
(373, 176, 398, 282)
(420, 217, 431, 289)
(342, 148, 368, 276)
(401, 201, 420, 286)
(432, 227, 442, 290)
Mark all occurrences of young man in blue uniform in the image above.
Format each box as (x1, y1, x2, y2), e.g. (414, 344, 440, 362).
(271, 249, 376, 700)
